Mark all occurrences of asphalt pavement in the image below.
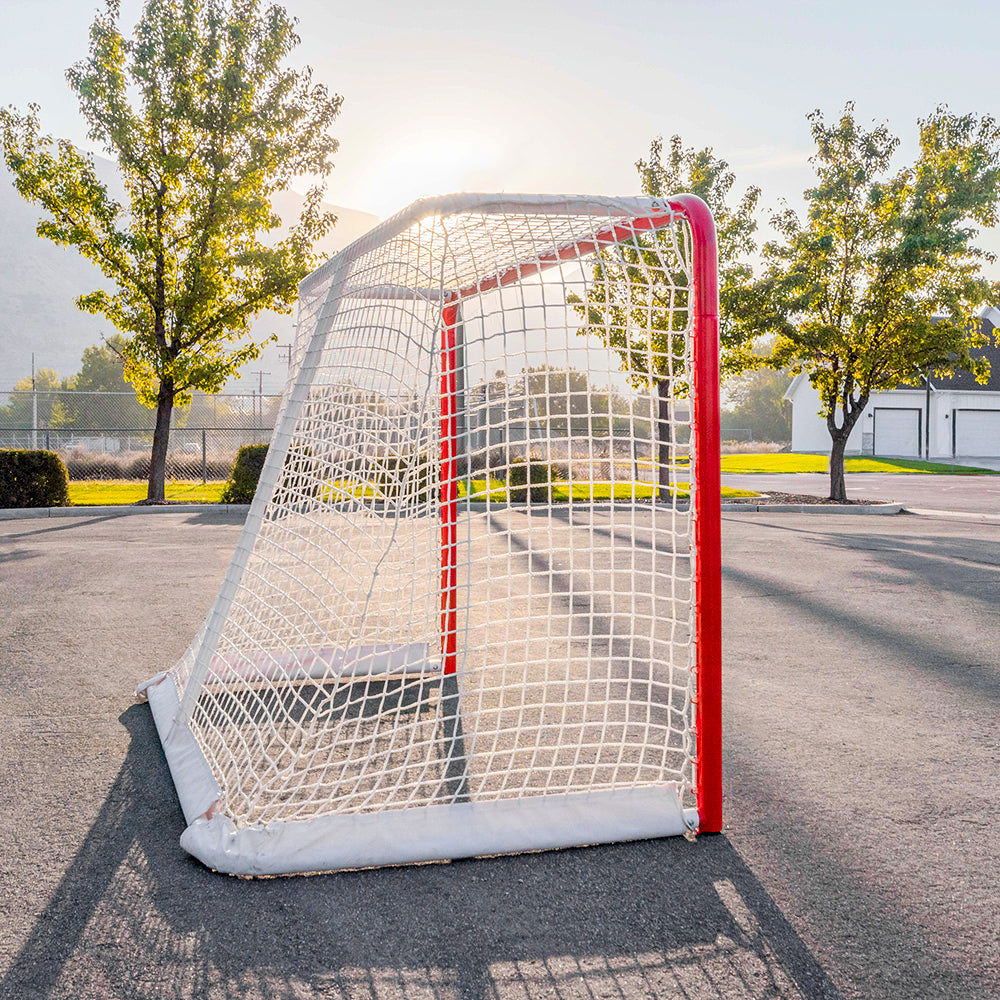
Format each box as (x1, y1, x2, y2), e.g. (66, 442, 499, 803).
(722, 471, 1000, 515)
(1, 509, 998, 1000)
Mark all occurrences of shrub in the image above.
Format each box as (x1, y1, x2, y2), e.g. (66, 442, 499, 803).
(504, 455, 569, 504)
(221, 444, 269, 503)
(0, 450, 70, 508)
(468, 446, 510, 478)
(719, 440, 789, 454)
(365, 451, 434, 505)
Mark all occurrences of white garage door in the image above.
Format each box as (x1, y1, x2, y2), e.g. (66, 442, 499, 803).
(953, 409, 1000, 457)
(873, 408, 920, 457)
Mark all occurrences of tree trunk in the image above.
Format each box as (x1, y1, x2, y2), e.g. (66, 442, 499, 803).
(828, 432, 849, 501)
(825, 394, 868, 502)
(656, 378, 673, 503)
(148, 378, 174, 502)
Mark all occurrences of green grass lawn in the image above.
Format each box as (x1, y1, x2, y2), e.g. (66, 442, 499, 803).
(63, 452, 994, 507)
(68, 480, 227, 505)
(67, 477, 756, 507)
(555, 483, 757, 502)
(719, 453, 999, 475)
(461, 478, 757, 502)
(70, 450, 983, 508)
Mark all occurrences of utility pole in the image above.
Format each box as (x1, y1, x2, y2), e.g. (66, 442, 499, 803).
(248, 370, 271, 429)
(31, 352, 38, 450)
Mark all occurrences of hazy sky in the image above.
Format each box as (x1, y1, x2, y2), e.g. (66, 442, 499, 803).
(1, 0, 999, 249)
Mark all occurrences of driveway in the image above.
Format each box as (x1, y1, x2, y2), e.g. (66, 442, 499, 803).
(722, 471, 1000, 515)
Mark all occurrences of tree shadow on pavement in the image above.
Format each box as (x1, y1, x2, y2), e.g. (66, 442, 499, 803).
(0, 513, 131, 539)
(593, 515, 1000, 704)
(735, 516, 1000, 588)
(0, 546, 37, 564)
(721, 519, 1000, 698)
(1, 705, 843, 1000)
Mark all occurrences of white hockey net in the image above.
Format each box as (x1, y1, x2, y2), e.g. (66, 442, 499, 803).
(154, 194, 712, 872)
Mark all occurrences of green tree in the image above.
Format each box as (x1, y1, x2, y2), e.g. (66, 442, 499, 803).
(74, 334, 130, 392)
(520, 366, 628, 436)
(570, 136, 761, 498)
(0, 0, 341, 500)
(744, 104, 1000, 499)
(474, 367, 631, 442)
(12, 369, 65, 393)
(634, 137, 762, 378)
(70, 334, 150, 428)
(12, 369, 66, 394)
(723, 366, 792, 443)
(3, 368, 73, 431)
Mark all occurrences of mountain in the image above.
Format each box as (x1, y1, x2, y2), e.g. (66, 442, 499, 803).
(226, 188, 380, 395)
(0, 159, 379, 394)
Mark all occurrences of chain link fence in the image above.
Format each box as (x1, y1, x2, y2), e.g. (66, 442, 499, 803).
(1, 386, 705, 485)
(0, 390, 278, 481)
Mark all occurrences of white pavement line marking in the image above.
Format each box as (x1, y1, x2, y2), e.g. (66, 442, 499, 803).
(905, 507, 1000, 524)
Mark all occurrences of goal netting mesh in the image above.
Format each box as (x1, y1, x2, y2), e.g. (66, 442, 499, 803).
(140, 193, 720, 875)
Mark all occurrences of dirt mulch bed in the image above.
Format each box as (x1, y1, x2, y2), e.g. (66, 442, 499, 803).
(730, 491, 888, 506)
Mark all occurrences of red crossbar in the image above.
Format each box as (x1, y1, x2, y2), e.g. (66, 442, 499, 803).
(457, 211, 677, 300)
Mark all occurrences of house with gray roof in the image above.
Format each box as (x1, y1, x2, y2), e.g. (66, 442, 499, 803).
(784, 306, 1000, 459)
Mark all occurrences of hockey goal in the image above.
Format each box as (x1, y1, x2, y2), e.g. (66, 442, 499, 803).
(139, 193, 721, 876)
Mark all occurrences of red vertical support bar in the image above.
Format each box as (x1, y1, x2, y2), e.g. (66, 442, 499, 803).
(440, 298, 460, 676)
(670, 194, 723, 834)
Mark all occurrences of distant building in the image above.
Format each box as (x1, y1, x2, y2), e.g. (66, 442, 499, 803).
(785, 307, 1000, 459)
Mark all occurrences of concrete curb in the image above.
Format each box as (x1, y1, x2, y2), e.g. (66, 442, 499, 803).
(0, 500, 906, 521)
(0, 503, 251, 521)
(903, 506, 1000, 524)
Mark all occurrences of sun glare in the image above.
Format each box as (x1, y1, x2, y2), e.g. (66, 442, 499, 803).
(356, 136, 500, 217)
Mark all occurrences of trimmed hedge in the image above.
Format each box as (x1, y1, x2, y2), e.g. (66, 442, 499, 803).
(0, 450, 70, 508)
(220, 444, 269, 503)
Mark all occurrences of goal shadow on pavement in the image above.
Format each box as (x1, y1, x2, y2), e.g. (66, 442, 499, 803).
(1, 705, 844, 1000)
